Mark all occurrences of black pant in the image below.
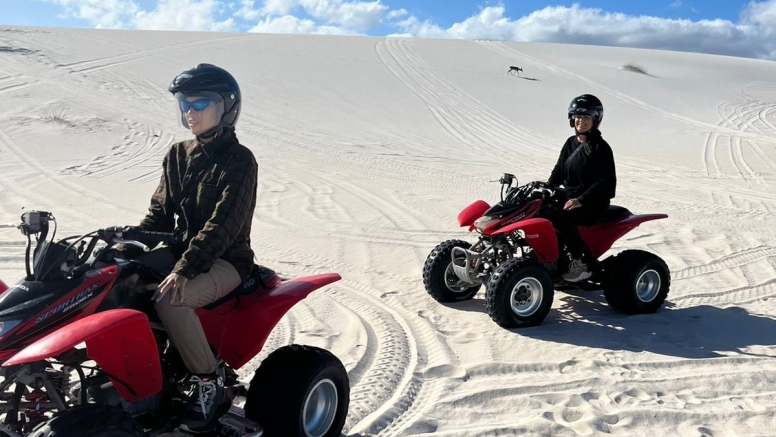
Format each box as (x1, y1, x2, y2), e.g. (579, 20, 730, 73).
(541, 204, 607, 260)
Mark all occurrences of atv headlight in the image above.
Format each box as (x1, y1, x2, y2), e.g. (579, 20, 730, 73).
(474, 215, 501, 232)
(0, 319, 22, 336)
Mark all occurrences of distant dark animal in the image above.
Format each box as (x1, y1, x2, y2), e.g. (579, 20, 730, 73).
(507, 66, 523, 76)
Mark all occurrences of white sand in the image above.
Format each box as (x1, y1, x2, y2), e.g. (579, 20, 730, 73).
(2, 26, 776, 436)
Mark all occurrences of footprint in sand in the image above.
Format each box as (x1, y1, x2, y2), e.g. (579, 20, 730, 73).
(559, 358, 597, 374)
(437, 328, 483, 344)
(560, 408, 585, 423)
(613, 388, 652, 406)
(421, 363, 467, 380)
(602, 351, 625, 365)
(730, 396, 767, 412)
(697, 426, 715, 437)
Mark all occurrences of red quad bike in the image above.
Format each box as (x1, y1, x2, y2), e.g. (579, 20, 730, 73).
(423, 174, 671, 329)
(0, 211, 350, 437)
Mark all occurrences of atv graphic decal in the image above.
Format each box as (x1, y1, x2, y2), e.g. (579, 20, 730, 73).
(35, 283, 100, 325)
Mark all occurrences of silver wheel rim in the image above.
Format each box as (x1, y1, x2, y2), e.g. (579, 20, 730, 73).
(444, 263, 476, 293)
(303, 379, 338, 437)
(510, 277, 543, 316)
(636, 269, 661, 302)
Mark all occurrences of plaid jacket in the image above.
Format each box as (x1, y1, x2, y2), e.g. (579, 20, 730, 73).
(139, 131, 258, 281)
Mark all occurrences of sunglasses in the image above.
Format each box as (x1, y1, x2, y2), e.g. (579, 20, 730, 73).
(179, 99, 212, 112)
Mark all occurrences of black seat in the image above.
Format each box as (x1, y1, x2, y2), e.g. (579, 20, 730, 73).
(601, 205, 631, 222)
(202, 264, 279, 310)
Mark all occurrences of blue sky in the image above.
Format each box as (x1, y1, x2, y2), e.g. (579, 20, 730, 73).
(3, 1, 776, 59)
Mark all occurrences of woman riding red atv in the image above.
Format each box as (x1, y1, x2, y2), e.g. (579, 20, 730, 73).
(545, 94, 616, 283)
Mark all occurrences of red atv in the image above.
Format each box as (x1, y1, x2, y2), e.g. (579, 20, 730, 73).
(0, 211, 349, 437)
(423, 174, 671, 328)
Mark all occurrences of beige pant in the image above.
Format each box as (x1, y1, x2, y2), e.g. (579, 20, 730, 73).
(155, 259, 242, 375)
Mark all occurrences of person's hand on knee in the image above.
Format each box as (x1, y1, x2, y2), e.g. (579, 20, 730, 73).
(564, 198, 581, 210)
(153, 272, 188, 304)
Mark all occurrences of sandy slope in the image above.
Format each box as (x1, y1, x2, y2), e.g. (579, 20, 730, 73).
(1, 26, 776, 436)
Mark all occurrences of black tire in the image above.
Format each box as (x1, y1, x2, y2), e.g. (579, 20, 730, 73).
(244, 345, 349, 437)
(423, 239, 482, 302)
(28, 405, 144, 437)
(486, 259, 554, 328)
(603, 250, 670, 314)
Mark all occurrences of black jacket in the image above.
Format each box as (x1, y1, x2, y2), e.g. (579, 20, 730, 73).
(547, 129, 616, 207)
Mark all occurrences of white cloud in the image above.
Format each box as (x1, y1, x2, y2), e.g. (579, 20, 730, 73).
(669, 1, 682, 9)
(257, 0, 296, 16)
(44, 0, 235, 31)
(40, 0, 776, 60)
(237, 0, 388, 31)
(391, 15, 445, 39)
(133, 0, 235, 31)
(299, 0, 387, 30)
(386, 8, 407, 20)
(248, 14, 354, 34)
(392, 3, 776, 60)
(44, 0, 141, 28)
(234, 0, 263, 20)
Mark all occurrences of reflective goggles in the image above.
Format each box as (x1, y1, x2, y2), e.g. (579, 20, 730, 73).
(571, 114, 593, 121)
(179, 98, 213, 112)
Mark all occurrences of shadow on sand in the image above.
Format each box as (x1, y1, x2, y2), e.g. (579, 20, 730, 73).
(442, 289, 776, 359)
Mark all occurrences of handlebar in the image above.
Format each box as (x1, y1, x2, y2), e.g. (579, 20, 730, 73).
(99, 226, 180, 245)
(496, 175, 566, 204)
(7, 210, 183, 281)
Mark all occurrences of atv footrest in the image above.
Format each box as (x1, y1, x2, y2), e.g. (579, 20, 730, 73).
(218, 412, 263, 437)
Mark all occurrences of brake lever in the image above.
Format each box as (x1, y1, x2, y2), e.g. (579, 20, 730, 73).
(113, 238, 151, 253)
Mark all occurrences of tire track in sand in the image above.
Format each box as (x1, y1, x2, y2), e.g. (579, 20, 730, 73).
(479, 41, 774, 143)
(673, 246, 776, 280)
(54, 35, 263, 75)
(374, 38, 555, 170)
(249, 240, 464, 437)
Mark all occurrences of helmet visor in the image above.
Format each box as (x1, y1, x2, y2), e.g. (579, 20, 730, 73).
(568, 107, 600, 118)
(174, 91, 225, 130)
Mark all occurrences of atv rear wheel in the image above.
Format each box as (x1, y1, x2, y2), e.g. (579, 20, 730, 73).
(603, 250, 670, 314)
(28, 405, 143, 437)
(486, 259, 554, 328)
(244, 345, 349, 437)
(423, 239, 482, 302)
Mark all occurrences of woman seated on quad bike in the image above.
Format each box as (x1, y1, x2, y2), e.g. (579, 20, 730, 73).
(545, 94, 617, 283)
(117, 64, 258, 434)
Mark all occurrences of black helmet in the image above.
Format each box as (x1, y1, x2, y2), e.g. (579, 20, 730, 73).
(567, 94, 603, 130)
(168, 63, 241, 132)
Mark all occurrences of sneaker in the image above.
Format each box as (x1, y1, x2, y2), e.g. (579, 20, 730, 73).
(178, 374, 231, 434)
(562, 258, 592, 282)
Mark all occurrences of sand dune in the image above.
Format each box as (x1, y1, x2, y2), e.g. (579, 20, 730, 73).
(1, 26, 776, 436)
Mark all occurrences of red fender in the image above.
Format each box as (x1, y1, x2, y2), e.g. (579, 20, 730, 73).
(580, 213, 668, 258)
(457, 200, 490, 228)
(197, 273, 341, 370)
(491, 217, 559, 262)
(3, 309, 161, 402)
(0, 280, 7, 294)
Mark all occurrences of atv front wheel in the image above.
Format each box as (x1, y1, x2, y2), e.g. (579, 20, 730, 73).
(244, 345, 349, 437)
(603, 250, 670, 314)
(486, 259, 554, 328)
(28, 405, 144, 437)
(423, 239, 482, 302)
